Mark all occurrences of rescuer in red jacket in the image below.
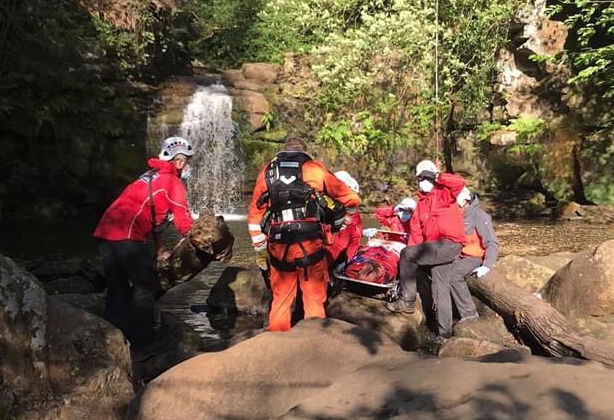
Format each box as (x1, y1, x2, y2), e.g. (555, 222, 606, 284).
(326, 171, 362, 266)
(93, 137, 195, 353)
(385, 159, 466, 326)
(373, 197, 417, 237)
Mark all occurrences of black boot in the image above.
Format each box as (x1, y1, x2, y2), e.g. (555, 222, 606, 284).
(385, 297, 415, 314)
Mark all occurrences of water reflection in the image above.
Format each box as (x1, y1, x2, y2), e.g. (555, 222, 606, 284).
(1, 215, 612, 352)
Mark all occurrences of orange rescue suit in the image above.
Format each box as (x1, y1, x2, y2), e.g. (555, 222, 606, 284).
(248, 153, 360, 331)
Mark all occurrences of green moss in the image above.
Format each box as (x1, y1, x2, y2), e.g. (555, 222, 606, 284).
(253, 128, 288, 142)
(240, 138, 279, 178)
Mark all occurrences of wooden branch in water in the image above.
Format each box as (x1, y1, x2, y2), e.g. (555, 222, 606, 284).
(466, 270, 614, 367)
(157, 213, 234, 291)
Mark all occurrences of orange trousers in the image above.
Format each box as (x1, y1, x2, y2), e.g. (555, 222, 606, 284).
(267, 239, 329, 332)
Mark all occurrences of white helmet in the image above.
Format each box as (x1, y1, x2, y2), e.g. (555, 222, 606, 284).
(456, 187, 472, 207)
(334, 170, 359, 193)
(415, 159, 438, 177)
(394, 197, 417, 212)
(159, 137, 195, 161)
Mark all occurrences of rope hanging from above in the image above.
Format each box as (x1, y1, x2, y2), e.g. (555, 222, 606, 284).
(434, 0, 440, 161)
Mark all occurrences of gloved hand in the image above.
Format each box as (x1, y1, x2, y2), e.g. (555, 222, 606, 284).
(362, 228, 378, 238)
(255, 249, 268, 270)
(190, 212, 200, 220)
(472, 266, 490, 278)
(253, 239, 268, 270)
(339, 214, 353, 232)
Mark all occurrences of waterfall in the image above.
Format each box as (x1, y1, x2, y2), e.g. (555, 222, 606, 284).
(179, 83, 244, 214)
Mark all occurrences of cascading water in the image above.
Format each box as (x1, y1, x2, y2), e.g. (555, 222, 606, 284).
(179, 83, 244, 215)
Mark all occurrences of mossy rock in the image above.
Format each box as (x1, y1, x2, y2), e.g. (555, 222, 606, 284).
(240, 139, 279, 180)
(253, 128, 288, 143)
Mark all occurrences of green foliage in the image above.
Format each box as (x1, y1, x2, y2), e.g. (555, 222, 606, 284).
(0, 0, 192, 217)
(476, 121, 503, 142)
(261, 112, 276, 131)
(547, 1, 614, 98)
(222, 0, 524, 173)
(186, 0, 265, 66)
(509, 117, 548, 143)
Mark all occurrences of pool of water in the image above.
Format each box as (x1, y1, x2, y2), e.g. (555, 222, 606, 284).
(1, 215, 613, 351)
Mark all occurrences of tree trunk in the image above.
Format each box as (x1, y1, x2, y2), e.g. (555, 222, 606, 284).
(571, 139, 595, 205)
(466, 270, 614, 367)
(157, 213, 234, 291)
(443, 102, 456, 173)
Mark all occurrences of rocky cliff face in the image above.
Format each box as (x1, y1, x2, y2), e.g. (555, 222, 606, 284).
(478, 0, 614, 210)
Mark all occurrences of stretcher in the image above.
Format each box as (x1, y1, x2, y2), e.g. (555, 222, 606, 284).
(330, 230, 407, 295)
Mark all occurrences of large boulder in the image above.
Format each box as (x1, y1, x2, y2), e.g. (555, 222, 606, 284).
(242, 63, 281, 84)
(0, 253, 134, 419)
(525, 251, 575, 272)
(493, 255, 555, 292)
(326, 292, 424, 350)
(277, 353, 614, 420)
(453, 316, 523, 350)
(43, 299, 134, 420)
(128, 318, 408, 420)
(206, 267, 270, 315)
(541, 240, 614, 318)
(438, 337, 508, 358)
(130, 315, 614, 420)
(0, 254, 50, 401)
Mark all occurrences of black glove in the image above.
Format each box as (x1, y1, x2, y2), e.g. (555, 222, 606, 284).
(417, 170, 437, 182)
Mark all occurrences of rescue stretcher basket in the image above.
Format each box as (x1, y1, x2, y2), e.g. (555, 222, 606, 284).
(330, 230, 406, 297)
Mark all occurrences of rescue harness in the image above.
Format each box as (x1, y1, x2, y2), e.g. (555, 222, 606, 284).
(256, 151, 346, 274)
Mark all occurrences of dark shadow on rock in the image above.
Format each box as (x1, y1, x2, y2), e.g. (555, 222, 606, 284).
(347, 326, 383, 355)
(552, 389, 609, 420)
(476, 349, 531, 364)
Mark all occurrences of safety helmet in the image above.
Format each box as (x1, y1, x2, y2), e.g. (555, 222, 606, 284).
(415, 159, 438, 177)
(334, 170, 360, 193)
(394, 197, 417, 212)
(159, 137, 195, 161)
(456, 187, 472, 207)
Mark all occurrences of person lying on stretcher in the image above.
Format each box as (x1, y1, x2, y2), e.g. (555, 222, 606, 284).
(337, 197, 417, 285)
(340, 231, 407, 285)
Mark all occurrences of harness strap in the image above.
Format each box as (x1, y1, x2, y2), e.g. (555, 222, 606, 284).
(269, 221, 323, 244)
(146, 169, 159, 250)
(268, 247, 326, 273)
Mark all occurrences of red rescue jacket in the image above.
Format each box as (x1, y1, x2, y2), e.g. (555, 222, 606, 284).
(374, 206, 411, 235)
(93, 158, 192, 242)
(327, 211, 363, 263)
(408, 173, 466, 246)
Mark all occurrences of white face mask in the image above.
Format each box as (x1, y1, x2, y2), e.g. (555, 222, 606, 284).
(419, 179, 434, 193)
(181, 165, 192, 181)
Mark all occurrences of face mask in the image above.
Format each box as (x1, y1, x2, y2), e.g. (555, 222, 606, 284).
(181, 165, 192, 181)
(419, 179, 434, 193)
(398, 211, 411, 222)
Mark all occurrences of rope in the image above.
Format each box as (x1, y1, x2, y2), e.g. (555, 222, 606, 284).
(434, 0, 440, 160)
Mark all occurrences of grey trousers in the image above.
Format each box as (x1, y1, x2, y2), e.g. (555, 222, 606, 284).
(432, 256, 481, 337)
(398, 240, 462, 303)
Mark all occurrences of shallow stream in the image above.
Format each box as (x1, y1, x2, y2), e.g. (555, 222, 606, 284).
(1, 216, 613, 351)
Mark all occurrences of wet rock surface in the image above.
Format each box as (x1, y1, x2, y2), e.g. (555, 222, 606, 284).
(0, 253, 133, 420)
(206, 266, 270, 315)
